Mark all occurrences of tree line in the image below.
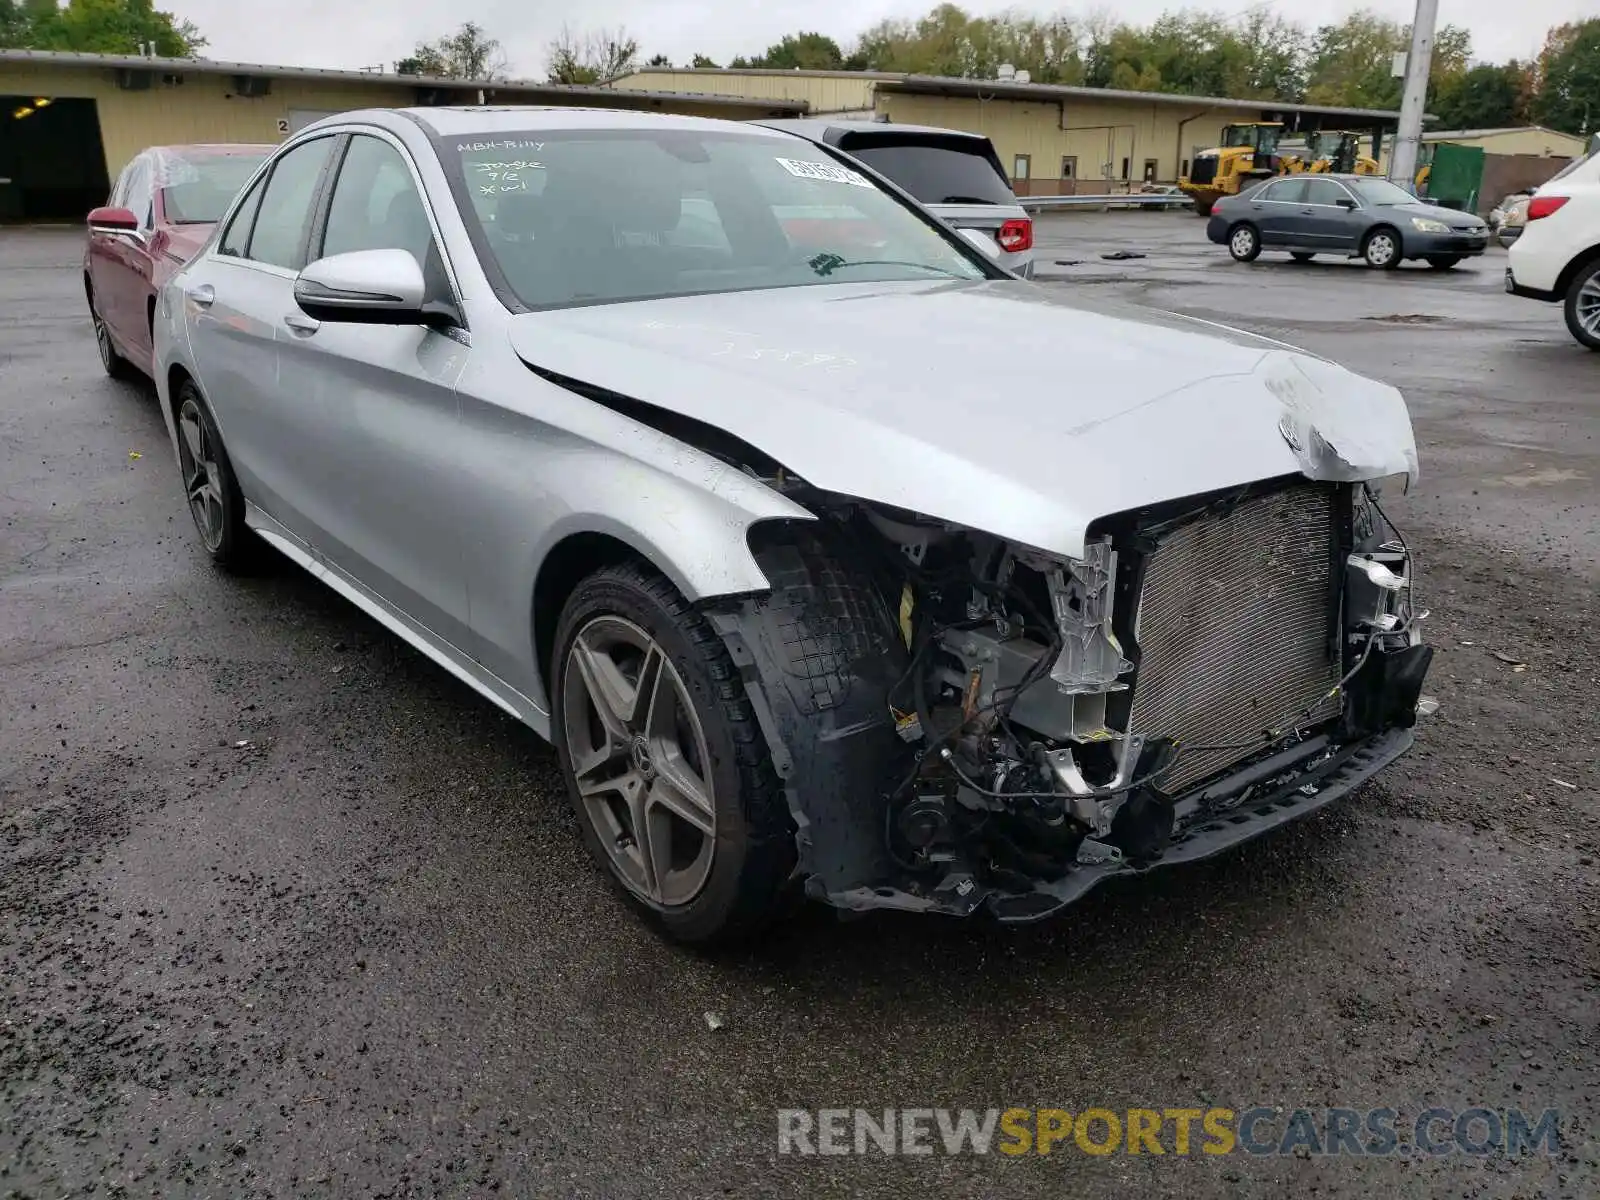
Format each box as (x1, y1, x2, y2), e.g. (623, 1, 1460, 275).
(5, 1, 1593, 140)
(606, 5, 1600, 138)
(0, 0, 203, 56)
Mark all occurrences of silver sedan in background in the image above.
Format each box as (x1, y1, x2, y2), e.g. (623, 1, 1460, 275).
(155, 108, 1433, 946)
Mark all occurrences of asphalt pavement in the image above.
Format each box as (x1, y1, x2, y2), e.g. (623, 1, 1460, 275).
(2, 214, 1596, 1198)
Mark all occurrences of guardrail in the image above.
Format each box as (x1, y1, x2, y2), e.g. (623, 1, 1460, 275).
(1018, 192, 1192, 210)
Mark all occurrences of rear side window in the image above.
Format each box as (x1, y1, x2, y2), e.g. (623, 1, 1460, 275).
(246, 137, 336, 270)
(838, 135, 1016, 206)
(1259, 178, 1307, 203)
(218, 174, 266, 257)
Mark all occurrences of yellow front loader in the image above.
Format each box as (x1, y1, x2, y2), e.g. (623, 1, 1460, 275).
(1306, 131, 1380, 176)
(1179, 123, 1302, 216)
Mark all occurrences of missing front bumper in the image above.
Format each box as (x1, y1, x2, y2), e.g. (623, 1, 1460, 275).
(827, 725, 1415, 923)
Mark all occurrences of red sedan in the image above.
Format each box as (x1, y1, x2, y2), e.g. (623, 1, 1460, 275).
(85, 143, 271, 381)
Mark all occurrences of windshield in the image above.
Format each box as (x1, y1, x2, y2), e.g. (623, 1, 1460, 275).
(445, 130, 988, 310)
(836, 136, 1015, 205)
(160, 152, 270, 223)
(1349, 178, 1419, 206)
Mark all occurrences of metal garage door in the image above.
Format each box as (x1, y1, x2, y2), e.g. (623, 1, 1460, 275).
(284, 109, 347, 136)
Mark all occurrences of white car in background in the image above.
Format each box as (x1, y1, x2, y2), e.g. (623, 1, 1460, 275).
(756, 119, 1037, 277)
(1506, 135, 1600, 349)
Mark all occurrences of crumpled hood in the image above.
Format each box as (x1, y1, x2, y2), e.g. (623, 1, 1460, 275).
(506, 280, 1418, 559)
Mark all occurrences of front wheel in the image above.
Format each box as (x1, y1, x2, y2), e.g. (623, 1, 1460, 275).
(1565, 258, 1600, 351)
(1227, 223, 1261, 262)
(1426, 255, 1461, 270)
(1362, 228, 1402, 270)
(91, 296, 136, 381)
(553, 562, 795, 946)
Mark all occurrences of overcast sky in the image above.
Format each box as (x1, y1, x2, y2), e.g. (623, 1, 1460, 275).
(167, 0, 1592, 80)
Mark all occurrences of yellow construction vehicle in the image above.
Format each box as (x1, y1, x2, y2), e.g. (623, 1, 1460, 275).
(1179, 123, 1301, 216)
(1306, 131, 1380, 176)
(1415, 142, 1436, 192)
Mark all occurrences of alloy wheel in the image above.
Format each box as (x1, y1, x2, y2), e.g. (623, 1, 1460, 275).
(93, 313, 114, 371)
(176, 398, 226, 552)
(563, 615, 717, 908)
(1577, 273, 1600, 338)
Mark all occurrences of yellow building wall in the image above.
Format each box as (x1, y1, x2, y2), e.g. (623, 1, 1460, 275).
(0, 63, 414, 176)
(612, 69, 874, 113)
(1430, 128, 1587, 158)
(878, 92, 1242, 187)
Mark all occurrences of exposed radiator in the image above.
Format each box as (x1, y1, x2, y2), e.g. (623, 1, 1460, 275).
(1127, 483, 1343, 792)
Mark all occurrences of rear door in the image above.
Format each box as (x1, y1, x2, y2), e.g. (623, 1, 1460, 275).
(184, 135, 338, 531)
(1248, 178, 1305, 244)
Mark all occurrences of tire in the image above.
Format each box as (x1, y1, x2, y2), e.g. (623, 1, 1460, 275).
(552, 562, 794, 946)
(1564, 258, 1600, 351)
(1362, 227, 1402, 270)
(172, 379, 258, 571)
(1425, 255, 1461, 270)
(1192, 197, 1214, 217)
(1227, 223, 1261, 262)
(1290, 251, 1315, 263)
(90, 290, 137, 381)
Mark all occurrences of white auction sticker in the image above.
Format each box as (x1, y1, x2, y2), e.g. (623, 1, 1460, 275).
(775, 157, 873, 188)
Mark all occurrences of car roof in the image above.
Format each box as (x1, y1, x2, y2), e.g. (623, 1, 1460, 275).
(391, 106, 802, 140)
(754, 117, 995, 145)
(146, 143, 274, 156)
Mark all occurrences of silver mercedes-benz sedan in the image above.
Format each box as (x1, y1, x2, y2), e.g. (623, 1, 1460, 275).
(154, 107, 1434, 945)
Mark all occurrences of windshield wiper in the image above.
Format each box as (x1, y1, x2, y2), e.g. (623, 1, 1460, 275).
(807, 252, 967, 279)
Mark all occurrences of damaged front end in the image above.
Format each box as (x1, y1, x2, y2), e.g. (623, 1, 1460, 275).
(708, 475, 1433, 922)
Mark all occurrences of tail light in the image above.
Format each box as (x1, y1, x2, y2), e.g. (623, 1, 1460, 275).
(1527, 196, 1569, 221)
(996, 218, 1033, 253)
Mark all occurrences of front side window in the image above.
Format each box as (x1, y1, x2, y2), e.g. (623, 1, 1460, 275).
(320, 135, 436, 268)
(122, 157, 154, 229)
(247, 137, 335, 270)
(159, 151, 270, 224)
(1302, 179, 1351, 207)
(445, 129, 988, 310)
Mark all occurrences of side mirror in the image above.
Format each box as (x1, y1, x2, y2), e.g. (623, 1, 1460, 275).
(88, 206, 140, 234)
(294, 249, 427, 325)
(956, 226, 1000, 259)
(1336, 196, 1357, 210)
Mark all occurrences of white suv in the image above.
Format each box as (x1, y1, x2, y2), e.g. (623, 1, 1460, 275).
(1506, 134, 1600, 349)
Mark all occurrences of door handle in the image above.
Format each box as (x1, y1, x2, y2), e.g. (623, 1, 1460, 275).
(283, 313, 320, 335)
(184, 284, 215, 307)
(1299, 208, 1314, 215)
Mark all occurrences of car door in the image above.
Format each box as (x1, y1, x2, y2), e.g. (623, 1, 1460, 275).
(1249, 178, 1305, 244)
(94, 154, 157, 360)
(1290, 178, 1364, 250)
(184, 135, 338, 536)
(271, 130, 473, 651)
